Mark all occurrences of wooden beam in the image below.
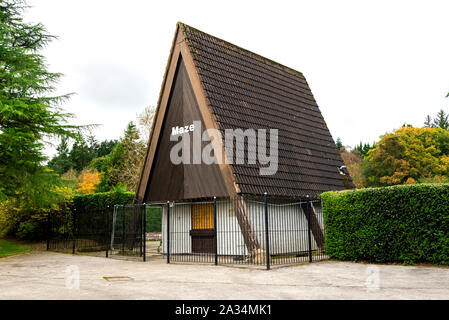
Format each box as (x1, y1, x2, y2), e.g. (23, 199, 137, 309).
(307, 203, 325, 249)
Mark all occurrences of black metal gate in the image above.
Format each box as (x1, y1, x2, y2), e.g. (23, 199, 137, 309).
(110, 204, 163, 260)
(47, 203, 164, 261)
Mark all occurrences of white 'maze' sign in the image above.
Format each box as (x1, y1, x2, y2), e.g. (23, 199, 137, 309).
(171, 123, 195, 136)
(169, 120, 279, 176)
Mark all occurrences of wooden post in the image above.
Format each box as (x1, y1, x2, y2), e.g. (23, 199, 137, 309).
(310, 203, 325, 249)
(233, 197, 260, 253)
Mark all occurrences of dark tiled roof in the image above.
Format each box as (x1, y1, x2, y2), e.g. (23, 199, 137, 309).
(181, 23, 354, 198)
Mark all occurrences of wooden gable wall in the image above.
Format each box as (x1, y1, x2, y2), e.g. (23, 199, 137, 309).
(144, 57, 228, 202)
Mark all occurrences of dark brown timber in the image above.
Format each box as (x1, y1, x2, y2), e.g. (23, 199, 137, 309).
(144, 58, 228, 201)
(301, 202, 325, 249)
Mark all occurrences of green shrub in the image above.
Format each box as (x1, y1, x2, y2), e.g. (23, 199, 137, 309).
(72, 190, 135, 211)
(16, 212, 48, 240)
(0, 186, 74, 240)
(321, 184, 449, 265)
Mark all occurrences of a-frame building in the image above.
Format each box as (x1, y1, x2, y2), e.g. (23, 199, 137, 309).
(136, 22, 353, 204)
(135, 23, 353, 258)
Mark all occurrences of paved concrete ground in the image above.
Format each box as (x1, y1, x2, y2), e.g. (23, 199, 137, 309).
(0, 251, 448, 299)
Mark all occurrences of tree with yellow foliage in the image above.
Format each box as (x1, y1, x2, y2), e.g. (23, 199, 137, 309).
(76, 169, 102, 194)
(363, 126, 449, 186)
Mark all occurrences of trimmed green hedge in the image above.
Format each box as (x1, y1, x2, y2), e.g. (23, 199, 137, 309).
(321, 184, 449, 265)
(73, 191, 135, 211)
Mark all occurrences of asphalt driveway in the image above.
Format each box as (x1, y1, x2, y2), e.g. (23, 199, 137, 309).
(0, 251, 448, 299)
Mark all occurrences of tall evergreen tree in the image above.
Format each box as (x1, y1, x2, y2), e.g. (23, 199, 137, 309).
(432, 109, 449, 130)
(69, 136, 93, 171)
(354, 141, 374, 157)
(424, 115, 433, 128)
(424, 110, 449, 130)
(47, 137, 74, 174)
(336, 137, 343, 150)
(0, 1, 79, 203)
(48, 134, 118, 175)
(98, 122, 145, 192)
(96, 139, 118, 157)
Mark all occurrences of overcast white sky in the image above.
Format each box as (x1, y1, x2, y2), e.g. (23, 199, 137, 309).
(25, 0, 449, 156)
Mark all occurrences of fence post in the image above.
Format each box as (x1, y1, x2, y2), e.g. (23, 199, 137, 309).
(72, 209, 76, 255)
(46, 212, 50, 251)
(213, 197, 218, 265)
(110, 205, 117, 254)
(264, 192, 270, 270)
(167, 201, 170, 264)
(306, 195, 312, 263)
(122, 206, 125, 254)
(139, 206, 143, 258)
(143, 204, 146, 262)
(106, 207, 109, 258)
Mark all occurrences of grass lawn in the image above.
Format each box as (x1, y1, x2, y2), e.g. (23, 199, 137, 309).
(0, 238, 32, 258)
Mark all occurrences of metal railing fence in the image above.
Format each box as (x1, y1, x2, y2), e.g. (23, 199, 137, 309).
(47, 195, 326, 269)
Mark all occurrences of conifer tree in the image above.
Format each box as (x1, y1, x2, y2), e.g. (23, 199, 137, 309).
(47, 137, 74, 174)
(432, 109, 449, 130)
(97, 122, 146, 192)
(424, 115, 433, 128)
(0, 1, 79, 203)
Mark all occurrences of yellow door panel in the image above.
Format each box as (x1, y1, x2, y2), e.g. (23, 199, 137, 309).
(192, 203, 214, 230)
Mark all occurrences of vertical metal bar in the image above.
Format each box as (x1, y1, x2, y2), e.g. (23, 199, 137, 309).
(285, 203, 290, 265)
(213, 197, 218, 265)
(46, 212, 50, 251)
(110, 205, 117, 254)
(143, 204, 146, 262)
(106, 207, 109, 258)
(139, 206, 142, 257)
(264, 192, 270, 270)
(72, 209, 76, 254)
(167, 201, 170, 264)
(306, 196, 312, 263)
(122, 207, 125, 254)
(293, 203, 299, 263)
